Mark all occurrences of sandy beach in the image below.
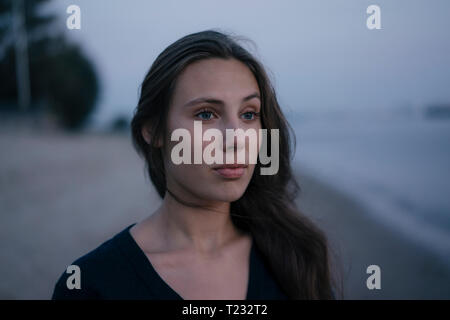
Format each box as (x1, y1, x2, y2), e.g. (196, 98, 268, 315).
(0, 129, 449, 299)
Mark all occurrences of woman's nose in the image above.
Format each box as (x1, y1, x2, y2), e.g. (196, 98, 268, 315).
(219, 116, 246, 153)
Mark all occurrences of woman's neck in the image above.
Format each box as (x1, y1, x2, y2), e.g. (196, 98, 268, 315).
(148, 191, 243, 255)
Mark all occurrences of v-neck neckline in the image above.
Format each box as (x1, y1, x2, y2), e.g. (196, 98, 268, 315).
(117, 223, 256, 300)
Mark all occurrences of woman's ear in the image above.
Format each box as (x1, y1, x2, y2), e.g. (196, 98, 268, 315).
(141, 124, 163, 148)
(153, 135, 163, 148)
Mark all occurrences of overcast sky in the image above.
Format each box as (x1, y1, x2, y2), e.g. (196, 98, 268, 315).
(48, 0, 450, 127)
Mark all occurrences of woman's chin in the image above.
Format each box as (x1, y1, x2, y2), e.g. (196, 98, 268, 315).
(198, 184, 246, 203)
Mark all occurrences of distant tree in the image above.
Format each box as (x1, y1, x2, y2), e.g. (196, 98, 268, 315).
(0, 0, 99, 131)
(110, 114, 130, 133)
(424, 104, 450, 120)
(39, 42, 99, 130)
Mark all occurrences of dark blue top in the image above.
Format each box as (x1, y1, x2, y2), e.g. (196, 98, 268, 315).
(51, 223, 289, 300)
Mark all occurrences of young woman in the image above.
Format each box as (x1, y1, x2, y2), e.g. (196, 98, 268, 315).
(52, 30, 337, 300)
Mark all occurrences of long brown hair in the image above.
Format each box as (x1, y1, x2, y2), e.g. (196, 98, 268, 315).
(131, 30, 339, 299)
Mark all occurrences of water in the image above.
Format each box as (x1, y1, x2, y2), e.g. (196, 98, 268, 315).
(291, 111, 450, 265)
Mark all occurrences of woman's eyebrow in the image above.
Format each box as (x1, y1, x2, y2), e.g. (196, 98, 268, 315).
(183, 92, 260, 108)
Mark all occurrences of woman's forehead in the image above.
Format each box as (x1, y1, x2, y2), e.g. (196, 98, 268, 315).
(171, 58, 260, 105)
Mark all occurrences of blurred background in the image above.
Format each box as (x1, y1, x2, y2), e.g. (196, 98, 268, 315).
(1, 0, 449, 299)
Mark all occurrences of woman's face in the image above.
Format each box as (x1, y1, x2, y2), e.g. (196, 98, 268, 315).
(161, 58, 262, 205)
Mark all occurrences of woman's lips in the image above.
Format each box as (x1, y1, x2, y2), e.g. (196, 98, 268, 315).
(213, 166, 246, 179)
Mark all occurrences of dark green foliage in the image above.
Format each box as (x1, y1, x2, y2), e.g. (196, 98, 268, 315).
(0, 0, 99, 131)
(110, 114, 130, 132)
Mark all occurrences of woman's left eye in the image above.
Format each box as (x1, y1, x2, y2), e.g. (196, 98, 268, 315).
(242, 111, 260, 120)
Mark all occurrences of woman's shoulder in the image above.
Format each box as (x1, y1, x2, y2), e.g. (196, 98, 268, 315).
(51, 223, 136, 300)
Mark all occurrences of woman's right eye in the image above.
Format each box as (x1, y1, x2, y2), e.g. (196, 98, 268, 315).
(195, 109, 215, 121)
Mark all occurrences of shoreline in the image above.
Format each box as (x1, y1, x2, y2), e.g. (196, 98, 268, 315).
(296, 163, 450, 269)
(294, 163, 450, 299)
